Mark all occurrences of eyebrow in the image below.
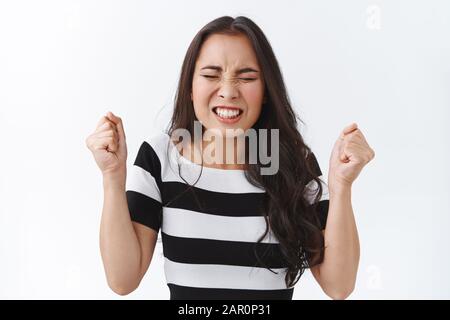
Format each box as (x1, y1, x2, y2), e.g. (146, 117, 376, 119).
(200, 65, 259, 74)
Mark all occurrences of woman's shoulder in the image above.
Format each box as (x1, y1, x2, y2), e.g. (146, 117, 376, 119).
(133, 131, 172, 167)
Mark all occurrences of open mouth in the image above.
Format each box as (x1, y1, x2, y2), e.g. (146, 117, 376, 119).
(212, 106, 244, 120)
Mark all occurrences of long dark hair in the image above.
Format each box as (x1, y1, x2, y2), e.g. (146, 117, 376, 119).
(166, 16, 325, 288)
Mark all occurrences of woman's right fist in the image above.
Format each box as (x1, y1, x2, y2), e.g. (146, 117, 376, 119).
(86, 111, 128, 176)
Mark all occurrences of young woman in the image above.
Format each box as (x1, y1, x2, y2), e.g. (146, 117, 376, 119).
(86, 16, 375, 300)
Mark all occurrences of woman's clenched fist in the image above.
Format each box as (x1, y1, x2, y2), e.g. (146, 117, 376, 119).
(86, 111, 128, 177)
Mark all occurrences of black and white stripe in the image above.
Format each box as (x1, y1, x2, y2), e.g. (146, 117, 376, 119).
(126, 132, 329, 300)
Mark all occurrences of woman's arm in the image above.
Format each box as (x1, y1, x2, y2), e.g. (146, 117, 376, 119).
(311, 123, 374, 300)
(87, 112, 157, 295)
(100, 173, 157, 295)
(310, 185, 359, 299)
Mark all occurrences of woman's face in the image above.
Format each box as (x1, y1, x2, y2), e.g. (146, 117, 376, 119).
(191, 33, 265, 136)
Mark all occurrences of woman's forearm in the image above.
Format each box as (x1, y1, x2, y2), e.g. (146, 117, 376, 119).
(318, 185, 360, 299)
(100, 172, 142, 295)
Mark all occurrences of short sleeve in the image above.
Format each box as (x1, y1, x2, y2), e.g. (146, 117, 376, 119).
(125, 141, 163, 233)
(305, 152, 330, 230)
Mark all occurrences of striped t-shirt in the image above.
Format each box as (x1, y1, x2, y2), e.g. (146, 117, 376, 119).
(125, 132, 329, 300)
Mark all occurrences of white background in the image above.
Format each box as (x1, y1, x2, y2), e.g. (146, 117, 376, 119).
(0, 0, 449, 299)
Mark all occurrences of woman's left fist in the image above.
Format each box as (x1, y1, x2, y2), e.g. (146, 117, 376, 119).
(328, 123, 375, 191)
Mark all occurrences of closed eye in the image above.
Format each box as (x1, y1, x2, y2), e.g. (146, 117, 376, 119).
(201, 75, 257, 81)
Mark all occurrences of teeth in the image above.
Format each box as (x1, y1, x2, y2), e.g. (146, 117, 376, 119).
(214, 107, 241, 118)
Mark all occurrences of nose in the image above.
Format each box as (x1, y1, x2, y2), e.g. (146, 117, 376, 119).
(217, 78, 239, 100)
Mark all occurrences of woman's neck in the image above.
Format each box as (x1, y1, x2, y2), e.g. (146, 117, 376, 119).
(184, 135, 247, 170)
